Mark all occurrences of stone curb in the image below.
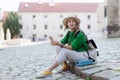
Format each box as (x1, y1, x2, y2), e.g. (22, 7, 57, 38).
(71, 64, 120, 80)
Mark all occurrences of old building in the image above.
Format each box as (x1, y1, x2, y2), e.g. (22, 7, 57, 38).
(107, 0, 120, 37)
(97, 1, 107, 38)
(18, 2, 102, 41)
(0, 8, 4, 41)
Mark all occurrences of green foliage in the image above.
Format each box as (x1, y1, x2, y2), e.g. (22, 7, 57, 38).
(85, 77, 91, 80)
(3, 12, 21, 39)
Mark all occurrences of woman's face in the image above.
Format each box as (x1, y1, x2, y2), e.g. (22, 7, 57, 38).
(67, 18, 77, 30)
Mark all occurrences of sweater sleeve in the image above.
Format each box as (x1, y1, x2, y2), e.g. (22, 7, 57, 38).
(60, 31, 70, 45)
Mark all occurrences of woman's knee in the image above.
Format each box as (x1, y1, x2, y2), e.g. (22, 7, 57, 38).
(56, 46, 69, 53)
(60, 48, 70, 54)
(55, 46, 62, 53)
(55, 49, 68, 64)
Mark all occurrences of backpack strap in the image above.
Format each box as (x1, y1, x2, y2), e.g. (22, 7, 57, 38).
(67, 30, 80, 38)
(74, 31, 80, 38)
(89, 39, 97, 49)
(75, 30, 89, 42)
(67, 30, 84, 38)
(66, 31, 71, 40)
(82, 45, 95, 62)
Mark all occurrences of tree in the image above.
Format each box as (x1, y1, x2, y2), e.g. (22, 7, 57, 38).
(3, 12, 21, 39)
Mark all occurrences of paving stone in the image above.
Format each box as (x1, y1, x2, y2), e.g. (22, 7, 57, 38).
(111, 76, 120, 80)
(91, 70, 120, 80)
(0, 38, 120, 80)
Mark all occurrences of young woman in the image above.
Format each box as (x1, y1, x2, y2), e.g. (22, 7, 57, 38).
(40, 15, 97, 77)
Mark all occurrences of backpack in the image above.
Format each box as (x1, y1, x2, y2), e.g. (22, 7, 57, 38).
(67, 30, 99, 62)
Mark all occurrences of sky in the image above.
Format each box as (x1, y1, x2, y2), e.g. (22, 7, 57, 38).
(0, 0, 105, 11)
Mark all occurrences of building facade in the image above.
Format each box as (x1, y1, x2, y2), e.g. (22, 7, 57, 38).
(18, 2, 102, 41)
(107, 0, 120, 37)
(97, 0, 108, 38)
(0, 8, 4, 41)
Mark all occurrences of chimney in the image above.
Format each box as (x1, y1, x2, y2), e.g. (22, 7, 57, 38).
(38, 0, 42, 5)
(25, 3, 29, 7)
(49, 0, 54, 6)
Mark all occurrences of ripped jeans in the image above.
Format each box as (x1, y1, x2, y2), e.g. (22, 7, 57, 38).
(55, 46, 97, 65)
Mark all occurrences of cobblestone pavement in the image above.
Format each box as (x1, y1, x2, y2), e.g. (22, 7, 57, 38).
(0, 38, 120, 80)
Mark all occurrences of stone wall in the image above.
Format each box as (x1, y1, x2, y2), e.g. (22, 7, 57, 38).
(107, 0, 120, 38)
(119, 0, 120, 26)
(2, 39, 31, 46)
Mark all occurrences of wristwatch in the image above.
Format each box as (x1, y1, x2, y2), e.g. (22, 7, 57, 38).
(60, 44, 64, 48)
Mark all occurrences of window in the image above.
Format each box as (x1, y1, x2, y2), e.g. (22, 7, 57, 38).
(60, 34, 63, 37)
(74, 15, 77, 17)
(44, 15, 48, 18)
(32, 34, 36, 37)
(20, 24, 23, 29)
(19, 15, 22, 20)
(33, 24, 36, 29)
(44, 34, 47, 38)
(104, 6, 107, 18)
(33, 15, 36, 19)
(20, 34, 23, 38)
(87, 15, 91, 20)
(44, 24, 47, 29)
(60, 25, 63, 29)
(60, 15, 63, 18)
(32, 34, 36, 41)
(87, 25, 91, 29)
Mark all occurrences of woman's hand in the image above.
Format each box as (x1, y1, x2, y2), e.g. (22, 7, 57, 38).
(49, 36, 72, 50)
(49, 36, 60, 46)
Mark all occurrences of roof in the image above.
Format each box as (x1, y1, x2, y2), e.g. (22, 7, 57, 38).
(18, 2, 98, 12)
(2, 11, 9, 21)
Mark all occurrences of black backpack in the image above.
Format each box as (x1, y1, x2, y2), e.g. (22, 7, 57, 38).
(67, 31, 99, 62)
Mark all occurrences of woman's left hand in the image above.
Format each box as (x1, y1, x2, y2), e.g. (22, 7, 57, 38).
(49, 36, 60, 46)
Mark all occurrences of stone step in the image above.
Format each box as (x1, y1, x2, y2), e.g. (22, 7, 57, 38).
(73, 64, 120, 80)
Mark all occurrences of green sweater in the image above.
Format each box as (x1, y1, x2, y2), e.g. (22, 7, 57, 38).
(60, 31, 89, 52)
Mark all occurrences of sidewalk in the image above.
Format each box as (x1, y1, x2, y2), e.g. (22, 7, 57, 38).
(0, 38, 120, 80)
